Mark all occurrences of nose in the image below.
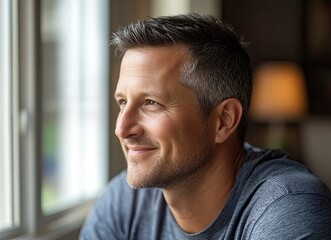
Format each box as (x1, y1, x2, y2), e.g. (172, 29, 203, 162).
(115, 107, 143, 139)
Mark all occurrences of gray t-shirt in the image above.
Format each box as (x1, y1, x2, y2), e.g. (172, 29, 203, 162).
(80, 144, 331, 239)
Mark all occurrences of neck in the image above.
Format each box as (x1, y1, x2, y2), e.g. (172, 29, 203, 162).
(162, 143, 245, 234)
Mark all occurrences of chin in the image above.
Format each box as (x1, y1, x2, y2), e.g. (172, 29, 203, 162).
(126, 167, 151, 189)
(126, 174, 152, 189)
(125, 168, 168, 189)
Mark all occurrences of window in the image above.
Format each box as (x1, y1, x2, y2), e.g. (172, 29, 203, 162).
(0, 0, 109, 239)
(40, 0, 109, 215)
(0, 0, 19, 232)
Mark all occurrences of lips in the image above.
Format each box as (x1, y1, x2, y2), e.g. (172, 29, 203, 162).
(126, 145, 158, 155)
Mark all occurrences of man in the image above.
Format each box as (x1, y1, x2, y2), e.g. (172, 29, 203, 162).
(80, 13, 331, 239)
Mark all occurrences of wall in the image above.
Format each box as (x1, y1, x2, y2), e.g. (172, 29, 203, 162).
(302, 118, 331, 189)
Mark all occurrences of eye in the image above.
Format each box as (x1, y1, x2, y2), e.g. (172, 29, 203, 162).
(117, 99, 127, 108)
(145, 99, 159, 106)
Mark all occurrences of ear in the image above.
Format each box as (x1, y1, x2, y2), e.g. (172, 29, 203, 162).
(214, 98, 243, 143)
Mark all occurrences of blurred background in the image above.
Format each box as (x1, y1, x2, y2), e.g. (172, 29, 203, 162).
(0, 0, 330, 239)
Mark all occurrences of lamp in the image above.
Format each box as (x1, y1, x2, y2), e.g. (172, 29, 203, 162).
(249, 61, 308, 154)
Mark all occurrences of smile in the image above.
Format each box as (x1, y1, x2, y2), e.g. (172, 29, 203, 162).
(126, 145, 158, 156)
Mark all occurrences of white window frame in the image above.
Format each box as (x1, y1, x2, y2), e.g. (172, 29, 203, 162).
(0, 0, 21, 238)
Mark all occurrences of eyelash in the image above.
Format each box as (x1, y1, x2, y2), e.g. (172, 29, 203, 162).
(116, 99, 161, 108)
(145, 99, 159, 106)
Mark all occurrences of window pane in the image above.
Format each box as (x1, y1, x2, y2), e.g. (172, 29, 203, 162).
(40, 0, 109, 214)
(0, 0, 15, 230)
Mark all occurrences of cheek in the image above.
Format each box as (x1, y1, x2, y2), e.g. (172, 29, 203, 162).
(144, 113, 201, 146)
(143, 115, 175, 139)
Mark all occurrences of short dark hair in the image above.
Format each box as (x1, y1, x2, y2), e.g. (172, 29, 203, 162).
(111, 13, 252, 142)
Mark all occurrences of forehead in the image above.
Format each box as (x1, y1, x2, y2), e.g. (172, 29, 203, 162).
(116, 46, 189, 91)
(120, 45, 188, 74)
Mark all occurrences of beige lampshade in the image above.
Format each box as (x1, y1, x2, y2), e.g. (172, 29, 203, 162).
(250, 62, 308, 121)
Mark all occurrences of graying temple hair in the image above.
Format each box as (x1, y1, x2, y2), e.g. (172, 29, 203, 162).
(111, 13, 252, 142)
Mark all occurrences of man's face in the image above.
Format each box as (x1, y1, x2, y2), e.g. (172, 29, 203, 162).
(114, 46, 215, 189)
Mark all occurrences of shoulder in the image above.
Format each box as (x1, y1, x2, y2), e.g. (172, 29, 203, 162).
(239, 144, 331, 239)
(243, 143, 330, 196)
(242, 144, 331, 213)
(248, 189, 331, 239)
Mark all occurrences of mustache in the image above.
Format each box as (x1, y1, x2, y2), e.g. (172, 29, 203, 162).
(123, 137, 159, 147)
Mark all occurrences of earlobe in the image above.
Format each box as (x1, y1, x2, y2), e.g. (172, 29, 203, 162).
(214, 98, 243, 143)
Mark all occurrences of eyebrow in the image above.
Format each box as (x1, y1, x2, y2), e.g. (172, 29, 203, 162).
(114, 92, 124, 99)
(114, 89, 170, 101)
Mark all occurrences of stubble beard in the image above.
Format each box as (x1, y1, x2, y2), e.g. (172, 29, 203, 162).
(125, 129, 214, 190)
